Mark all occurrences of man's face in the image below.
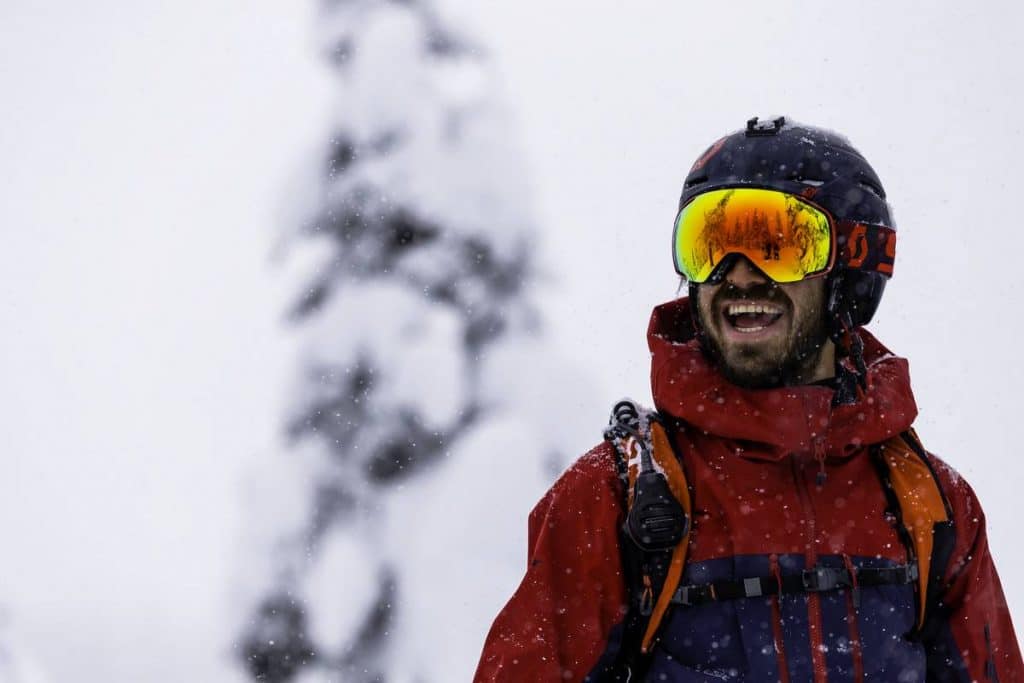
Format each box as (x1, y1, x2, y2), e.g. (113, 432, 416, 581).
(693, 256, 833, 388)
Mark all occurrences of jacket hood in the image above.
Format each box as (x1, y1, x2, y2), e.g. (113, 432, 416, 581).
(648, 297, 918, 461)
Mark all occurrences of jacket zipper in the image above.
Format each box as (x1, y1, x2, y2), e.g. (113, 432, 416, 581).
(791, 453, 829, 683)
(769, 554, 791, 683)
(842, 554, 865, 682)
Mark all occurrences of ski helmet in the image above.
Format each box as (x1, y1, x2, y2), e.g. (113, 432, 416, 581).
(679, 116, 895, 329)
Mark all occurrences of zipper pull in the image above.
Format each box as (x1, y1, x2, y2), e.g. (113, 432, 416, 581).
(640, 574, 654, 616)
(813, 437, 827, 486)
(843, 554, 861, 609)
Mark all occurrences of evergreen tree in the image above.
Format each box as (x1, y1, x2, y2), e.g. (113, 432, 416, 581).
(237, 2, 594, 680)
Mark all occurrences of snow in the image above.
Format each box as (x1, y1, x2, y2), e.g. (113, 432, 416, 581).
(293, 280, 467, 427)
(381, 416, 554, 681)
(0, 620, 48, 683)
(300, 523, 379, 651)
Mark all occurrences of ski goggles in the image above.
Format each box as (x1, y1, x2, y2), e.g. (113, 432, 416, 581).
(672, 187, 896, 284)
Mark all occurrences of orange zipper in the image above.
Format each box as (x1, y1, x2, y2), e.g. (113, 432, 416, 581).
(791, 454, 829, 683)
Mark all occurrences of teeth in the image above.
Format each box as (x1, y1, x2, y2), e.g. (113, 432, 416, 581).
(727, 303, 782, 316)
(735, 325, 765, 333)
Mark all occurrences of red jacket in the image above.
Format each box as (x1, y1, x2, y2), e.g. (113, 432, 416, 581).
(476, 297, 1022, 682)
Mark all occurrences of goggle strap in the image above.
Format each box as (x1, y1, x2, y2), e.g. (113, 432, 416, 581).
(835, 221, 896, 276)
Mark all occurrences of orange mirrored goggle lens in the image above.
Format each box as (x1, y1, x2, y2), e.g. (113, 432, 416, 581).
(673, 187, 834, 284)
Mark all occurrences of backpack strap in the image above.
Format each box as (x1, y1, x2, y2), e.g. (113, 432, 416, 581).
(669, 561, 918, 606)
(605, 406, 954, 661)
(604, 400, 692, 655)
(870, 428, 955, 634)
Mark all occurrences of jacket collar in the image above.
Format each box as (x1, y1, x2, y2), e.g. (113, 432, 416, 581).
(647, 297, 918, 460)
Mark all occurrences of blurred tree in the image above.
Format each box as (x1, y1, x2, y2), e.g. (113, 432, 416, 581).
(236, 1, 592, 681)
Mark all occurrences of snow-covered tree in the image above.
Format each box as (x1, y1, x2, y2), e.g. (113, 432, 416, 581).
(236, 2, 596, 681)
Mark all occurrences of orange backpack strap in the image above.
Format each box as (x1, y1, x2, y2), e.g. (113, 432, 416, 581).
(605, 400, 692, 655)
(872, 429, 955, 633)
(639, 420, 692, 652)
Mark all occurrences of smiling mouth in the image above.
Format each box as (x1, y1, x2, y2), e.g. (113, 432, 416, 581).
(722, 302, 785, 334)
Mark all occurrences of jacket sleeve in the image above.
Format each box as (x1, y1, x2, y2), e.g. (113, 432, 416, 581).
(474, 442, 630, 682)
(925, 453, 1024, 682)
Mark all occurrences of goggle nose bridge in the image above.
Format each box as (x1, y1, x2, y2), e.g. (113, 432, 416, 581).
(704, 253, 777, 286)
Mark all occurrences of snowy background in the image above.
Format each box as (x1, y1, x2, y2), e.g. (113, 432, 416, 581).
(2, 0, 1023, 680)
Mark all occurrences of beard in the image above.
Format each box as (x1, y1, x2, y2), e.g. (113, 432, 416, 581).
(692, 280, 832, 389)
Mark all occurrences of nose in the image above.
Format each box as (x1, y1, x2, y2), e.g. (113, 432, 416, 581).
(722, 256, 769, 289)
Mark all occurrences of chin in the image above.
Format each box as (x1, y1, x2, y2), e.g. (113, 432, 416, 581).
(719, 357, 787, 389)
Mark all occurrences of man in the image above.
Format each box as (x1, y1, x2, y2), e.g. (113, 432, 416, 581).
(474, 117, 1023, 682)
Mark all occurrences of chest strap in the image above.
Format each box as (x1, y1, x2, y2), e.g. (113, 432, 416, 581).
(671, 561, 918, 607)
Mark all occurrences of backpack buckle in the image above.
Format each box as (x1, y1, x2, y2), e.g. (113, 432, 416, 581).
(802, 566, 846, 592)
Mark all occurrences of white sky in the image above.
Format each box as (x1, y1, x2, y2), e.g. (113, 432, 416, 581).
(2, 0, 1023, 680)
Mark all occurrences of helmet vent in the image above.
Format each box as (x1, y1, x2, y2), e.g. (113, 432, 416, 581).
(684, 175, 708, 189)
(788, 172, 825, 187)
(855, 173, 886, 199)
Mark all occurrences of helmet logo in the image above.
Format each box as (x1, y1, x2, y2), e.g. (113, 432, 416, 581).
(846, 225, 868, 268)
(837, 223, 896, 276)
(881, 232, 896, 275)
(689, 137, 727, 173)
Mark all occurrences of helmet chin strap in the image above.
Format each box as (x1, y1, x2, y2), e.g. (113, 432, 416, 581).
(827, 271, 869, 405)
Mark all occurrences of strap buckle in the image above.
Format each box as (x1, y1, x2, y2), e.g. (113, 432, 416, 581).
(802, 566, 847, 592)
(675, 586, 694, 606)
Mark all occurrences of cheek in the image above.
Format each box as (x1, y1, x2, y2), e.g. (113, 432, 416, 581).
(787, 282, 827, 326)
(792, 281, 825, 308)
(697, 287, 718, 320)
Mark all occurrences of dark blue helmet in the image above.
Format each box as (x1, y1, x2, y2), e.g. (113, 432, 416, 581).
(681, 116, 894, 327)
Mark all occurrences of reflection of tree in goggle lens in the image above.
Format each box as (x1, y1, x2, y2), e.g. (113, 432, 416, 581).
(674, 188, 831, 283)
